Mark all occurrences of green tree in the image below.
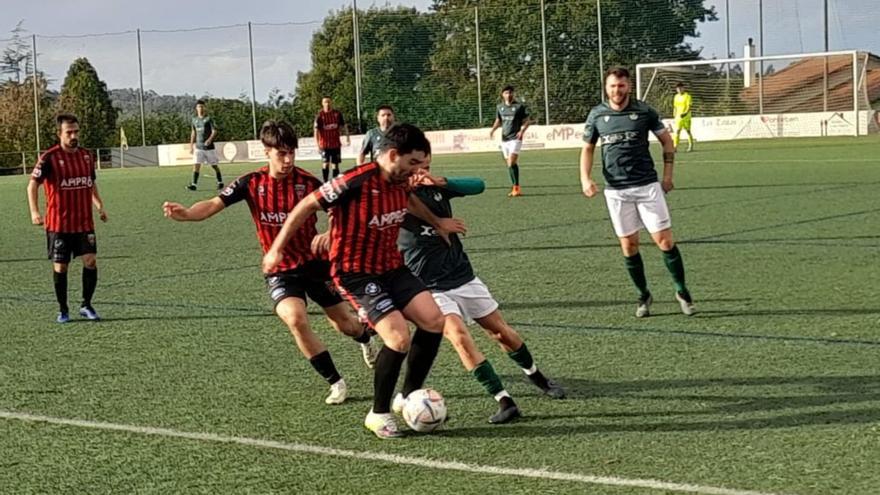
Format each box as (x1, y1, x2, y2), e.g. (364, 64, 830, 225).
(57, 58, 117, 148)
(0, 76, 54, 167)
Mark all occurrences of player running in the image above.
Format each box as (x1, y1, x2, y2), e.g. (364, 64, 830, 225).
(187, 100, 224, 190)
(27, 114, 108, 323)
(490, 85, 530, 197)
(580, 67, 695, 318)
(397, 166, 565, 424)
(164, 120, 378, 405)
(264, 123, 466, 439)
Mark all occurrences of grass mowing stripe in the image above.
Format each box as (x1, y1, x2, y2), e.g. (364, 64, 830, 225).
(0, 410, 787, 495)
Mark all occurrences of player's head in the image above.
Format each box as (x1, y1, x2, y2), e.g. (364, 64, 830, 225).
(56, 113, 80, 150)
(195, 99, 206, 117)
(321, 97, 332, 111)
(376, 105, 395, 129)
(260, 120, 298, 176)
(676, 82, 685, 94)
(377, 123, 431, 184)
(604, 67, 631, 107)
(501, 85, 515, 103)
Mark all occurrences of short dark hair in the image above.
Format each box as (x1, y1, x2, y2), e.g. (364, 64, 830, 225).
(604, 66, 631, 82)
(56, 113, 78, 129)
(377, 123, 430, 156)
(260, 120, 298, 150)
(376, 104, 394, 113)
(676, 82, 685, 88)
(196, 99, 206, 106)
(502, 85, 515, 93)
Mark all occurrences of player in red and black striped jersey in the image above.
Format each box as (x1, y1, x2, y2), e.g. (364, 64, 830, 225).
(263, 123, 467, 439)
(27, 114, 108, 323)
(314, 97, 350, 182)
(163, 120, 378, 405)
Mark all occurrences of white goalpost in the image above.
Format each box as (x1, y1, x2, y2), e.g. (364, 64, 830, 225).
(636, 50, 879, 141)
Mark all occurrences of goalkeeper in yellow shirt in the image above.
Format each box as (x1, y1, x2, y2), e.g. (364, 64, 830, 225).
(673, 83, 694, 151)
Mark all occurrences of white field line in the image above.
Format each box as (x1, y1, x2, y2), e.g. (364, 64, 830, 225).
(0, 410, 788, 495)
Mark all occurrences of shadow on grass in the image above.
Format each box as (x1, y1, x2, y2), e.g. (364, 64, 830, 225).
(438, 374, 880, 437)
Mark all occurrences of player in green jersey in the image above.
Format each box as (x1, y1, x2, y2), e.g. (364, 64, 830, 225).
(580, 67, 695, 318)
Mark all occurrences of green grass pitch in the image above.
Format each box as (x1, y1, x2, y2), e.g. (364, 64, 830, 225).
(1, 136, 879, 494)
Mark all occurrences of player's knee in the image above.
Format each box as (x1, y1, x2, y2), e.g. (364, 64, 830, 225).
(82, 257, 97, 269)
(384, 328, 411, 352)
(443, 322, 469, 348)
(53, 263, 68, 274)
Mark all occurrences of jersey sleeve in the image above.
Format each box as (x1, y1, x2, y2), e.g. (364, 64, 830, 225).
(30, 154, 52, 183)
(208, 117, 218, 132)
(312, 166, 371, 210)
(314, 113, 322, 129)
(519, 104, 529, 119)
(647, 106, 667, 135)
(444, 177, 485, 197)
(218, 174, 251, 207)
(583, 110, 600, 144)
(89, 151, 97, 180)
(337, 111, 345, 127)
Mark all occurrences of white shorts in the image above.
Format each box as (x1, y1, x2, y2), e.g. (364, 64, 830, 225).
(431, 277, 499, 323)
(194, 149, 219, 165)
(603, 182, 671, 237)
(500, 139, 522, 159)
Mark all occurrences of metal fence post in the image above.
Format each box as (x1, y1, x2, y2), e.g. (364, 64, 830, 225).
(32, 35, 40, 155)
(248, 22, 258, 139)
(540, 0, 550, 124)
(475, 6, 483, 125)
(352, 0, 363, 131)
(137, 29, 147, 146)
(597, 0, 605, 103)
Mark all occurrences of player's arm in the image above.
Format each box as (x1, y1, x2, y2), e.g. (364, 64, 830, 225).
(313, 115, 321, 145)
(341, 113, 350, 146)
(26, 178, 43, 225)
(580, 111, 600, 198)
(657, 130, 676, 193)
(444, 177, 485, 196)
(357, 131, 370, 165)
(407, 193, 467, 244)
(206, 124, 218, 147)
(489, 111, 501, 137)
(91, 183, 108, 223)
(263, 194, 322, 273)
(163, 197, 225, 222)
(682, 94, 691, 116)
(516, 107, 531, 140)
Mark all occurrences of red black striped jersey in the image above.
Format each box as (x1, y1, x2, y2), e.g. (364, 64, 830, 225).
(314, 109, 345, 150)
(220, 166, 323, 273)
(313, 162, 409, 276)
(31, 145, 97, 233)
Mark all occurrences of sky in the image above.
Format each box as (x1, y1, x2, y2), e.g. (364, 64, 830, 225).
(1, 0, 876, 102)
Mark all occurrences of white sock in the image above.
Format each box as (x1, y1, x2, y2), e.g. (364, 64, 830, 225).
(493, 390, 511, 402)
(522, 364, 538, 376)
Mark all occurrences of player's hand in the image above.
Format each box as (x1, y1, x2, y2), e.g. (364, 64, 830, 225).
(311, 232, 331, 255)
(162, 201, 188, 221)
(98, 209, 108, 222)
(262, 249, 283, 274)
(582, 180, 599, 198)
(489, 129, 495, 138)
(31, 212, 43, 226)
(516, 131, 524, 140)
(436, 217, 467, 246)
(661, 178, 674, 193)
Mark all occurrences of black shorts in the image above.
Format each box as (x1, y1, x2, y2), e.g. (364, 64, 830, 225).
(334, 266, 427, 326)
(265, 260, 343, 309)
(47, 231, 97, 264)
(320, 148, 342, 165)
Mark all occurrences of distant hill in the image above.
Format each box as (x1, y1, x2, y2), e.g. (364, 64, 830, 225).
(110, 88, 198, 119)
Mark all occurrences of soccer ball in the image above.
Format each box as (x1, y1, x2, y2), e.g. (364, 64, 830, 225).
(402, 388, 447, 433)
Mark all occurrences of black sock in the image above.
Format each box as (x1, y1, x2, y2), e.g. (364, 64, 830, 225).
(332, 166, 340, 178)
(401, 328, 444, 397)
(53, 271, 68, 314)
(508, 164, 520, 186)
(211, 165, 223, 183)
(373, 346, 407, 414)
(353, 324, 371, 344)
(82, 267, 97, 307)
(322, 167, 329, 182)
(308, 351, 342, 385)
(191, 171, 199, 185)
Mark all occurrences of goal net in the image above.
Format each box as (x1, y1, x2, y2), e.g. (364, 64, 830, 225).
(636, 51, 880, 140)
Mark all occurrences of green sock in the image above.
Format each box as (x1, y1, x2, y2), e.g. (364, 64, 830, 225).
(662, 245, 688, 295)
(624, 253, 650, 299)
(472, 360, 505, 397)
(508, 164, 520, 186)
(507, 343, 534, 372)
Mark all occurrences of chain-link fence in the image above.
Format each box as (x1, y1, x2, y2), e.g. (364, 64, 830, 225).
(2, 0, 879, 164)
